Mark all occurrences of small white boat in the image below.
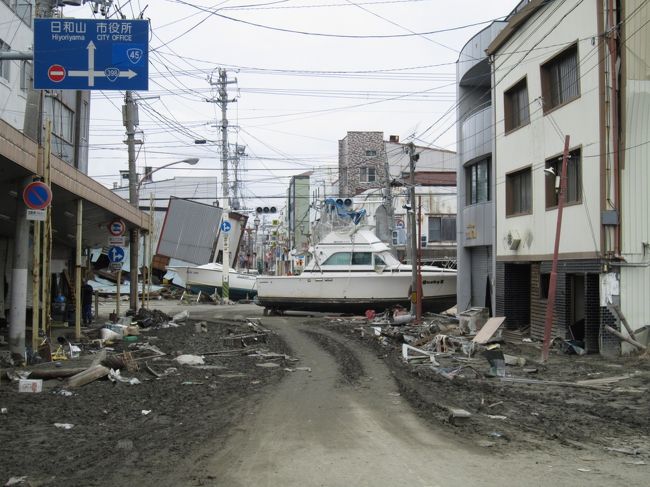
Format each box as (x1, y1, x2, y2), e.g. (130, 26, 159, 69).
(255, 226, 456, 313)
(168, 262, 257, 300)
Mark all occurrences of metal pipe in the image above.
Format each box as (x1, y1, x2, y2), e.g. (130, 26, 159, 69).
(31, 218, 41, 352)
(607, 0, 621, 256)
(407, 143, 418, 316)
(75, 199, 83, 340)
(416, 196, 423, 323)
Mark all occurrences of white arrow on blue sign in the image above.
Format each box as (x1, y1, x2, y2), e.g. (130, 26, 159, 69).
(220, 221, 232, 233)
(108, 246, 126, 263)
(33, 18, 149, 91)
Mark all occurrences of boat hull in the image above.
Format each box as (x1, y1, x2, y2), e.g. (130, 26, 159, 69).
(255, 270, 456, 314)
(169, 264, 258, 300)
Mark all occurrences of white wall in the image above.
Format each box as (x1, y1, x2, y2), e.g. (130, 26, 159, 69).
(0, 1, 33, 130)
(620, 0, 650, 330)
(493, 0, 602, 259)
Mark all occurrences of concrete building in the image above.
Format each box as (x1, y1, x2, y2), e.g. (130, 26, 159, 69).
(338, 132, 455, 198)
(619, 0, 650, 351)
(455, 20, 507, 315)
(356, 185, 457, 265)
(487, 0, 647, 354)
(0, 1, 147, 361)
(338, 131, 456, 260)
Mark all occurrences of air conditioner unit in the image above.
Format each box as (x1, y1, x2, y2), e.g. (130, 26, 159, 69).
(506, 230, 521, 250)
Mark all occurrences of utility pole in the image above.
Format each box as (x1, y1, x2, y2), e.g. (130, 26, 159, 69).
(231, 144, 246, 211)
(123, 90, 140, 312)
(407, 143, 419, 318)
(208, 68, 237, 302)
(541, 135, 571, 362)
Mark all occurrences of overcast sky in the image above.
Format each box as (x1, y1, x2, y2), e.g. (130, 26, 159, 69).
(65, 0, 518, 208)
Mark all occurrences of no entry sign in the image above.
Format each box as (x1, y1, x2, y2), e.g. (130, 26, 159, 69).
(48, 64, 66, 83)
(23, 181, 53, 210)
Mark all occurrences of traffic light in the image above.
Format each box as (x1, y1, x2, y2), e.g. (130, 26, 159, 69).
(256, 206, 277, 214)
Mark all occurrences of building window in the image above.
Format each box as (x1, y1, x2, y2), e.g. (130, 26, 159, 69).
(0, 39, 10, 81)
(365, 149, 377, 157)
(545, 148, 582, 208)
(428, 216, 456, 242)
(15, 1, 33, 24)
(80, 100, 88, 143)
(466, 157, 490, 205)
(540, 273, 550, 299)
(360, 166, 376, 183)
(541, 44, 579, 112)
(47, 98, 75, 142)
(20, 60, 31, 91)
(504, 78, 530, 132)
(506, 167, 532, 216)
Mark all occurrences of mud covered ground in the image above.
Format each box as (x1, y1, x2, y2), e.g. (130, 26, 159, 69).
(2, 305, 650, 486)
(321, 316, 650, 456)
(0, 312, 292, 487)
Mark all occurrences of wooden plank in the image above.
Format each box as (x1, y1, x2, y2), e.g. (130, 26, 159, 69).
(473, 317, 506, 344)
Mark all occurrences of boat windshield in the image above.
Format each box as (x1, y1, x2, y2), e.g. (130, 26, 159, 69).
(322, 252, 373, 266)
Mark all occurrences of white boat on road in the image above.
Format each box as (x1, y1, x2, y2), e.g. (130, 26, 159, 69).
(167, 263, 257, 300)
(255, 227, 456, 314)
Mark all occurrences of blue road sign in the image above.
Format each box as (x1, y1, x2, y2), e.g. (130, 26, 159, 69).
(23, 181, 53, 210)
(108, 246, 126, 264)
(33, 18, 148, 91)
(220, 221, 232, 233)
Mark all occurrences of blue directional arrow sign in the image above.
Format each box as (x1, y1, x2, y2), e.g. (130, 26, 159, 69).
(33, 18, 148, 90)
(220, 221, 232, 233)
(107, 246, 126, 264)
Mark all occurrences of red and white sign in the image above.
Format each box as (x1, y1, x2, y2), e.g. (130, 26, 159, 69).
(47, 64, 66, 83)
(108, 219, 126, 236)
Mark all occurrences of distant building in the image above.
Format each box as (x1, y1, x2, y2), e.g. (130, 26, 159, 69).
(338, 131, 455, 198)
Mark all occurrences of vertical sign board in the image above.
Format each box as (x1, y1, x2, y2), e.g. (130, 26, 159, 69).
(33, 18, 149, 91)
(23, 181, 52, 221)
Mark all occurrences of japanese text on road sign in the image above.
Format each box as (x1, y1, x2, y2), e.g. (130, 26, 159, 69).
(34, 18, 149, 91)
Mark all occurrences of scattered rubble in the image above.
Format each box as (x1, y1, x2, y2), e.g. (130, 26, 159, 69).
(0, 310, 292, 486)
(323, 307, 650, 454)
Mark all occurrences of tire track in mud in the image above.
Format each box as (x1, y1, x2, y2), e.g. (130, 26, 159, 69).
(300, 328, 365, 386)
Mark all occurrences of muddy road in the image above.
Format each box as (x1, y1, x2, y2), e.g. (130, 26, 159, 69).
(194, 306, 647, 487)
(1, 303, 648, 486)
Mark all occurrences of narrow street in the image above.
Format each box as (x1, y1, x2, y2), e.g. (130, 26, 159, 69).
(186, 305, 647, 487)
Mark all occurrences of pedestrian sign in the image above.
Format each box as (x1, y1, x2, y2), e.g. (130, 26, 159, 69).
(33, 18, 149, 91)
(107, 246, 125, 264)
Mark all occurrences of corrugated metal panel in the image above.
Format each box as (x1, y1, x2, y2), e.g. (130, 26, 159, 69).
(157, 198, 222, 265)
(621, 0, 650, 329)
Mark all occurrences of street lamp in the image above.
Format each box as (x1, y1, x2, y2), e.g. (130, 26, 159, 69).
(136, 157, 199, 196)
(130, 157, 199, 312)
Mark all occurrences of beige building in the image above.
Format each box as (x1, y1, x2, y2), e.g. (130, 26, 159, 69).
(488, 0, 648, 354)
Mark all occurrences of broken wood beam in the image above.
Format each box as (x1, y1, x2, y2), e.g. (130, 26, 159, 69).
(65, 364, 110, 388)
(499, 377, 611, 391)
(1, 367, 87, 380)
(607, 304, 637, 341)
(605, 325, 647, 351)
